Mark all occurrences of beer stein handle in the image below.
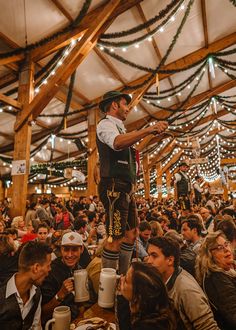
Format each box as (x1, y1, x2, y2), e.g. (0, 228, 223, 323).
(45, 318, 55, 330)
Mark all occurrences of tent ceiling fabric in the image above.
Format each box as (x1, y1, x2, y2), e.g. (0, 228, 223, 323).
(0, 0, 236, 182)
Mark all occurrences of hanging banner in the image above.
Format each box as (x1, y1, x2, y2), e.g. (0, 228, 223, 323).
(72, 170, 86, 183)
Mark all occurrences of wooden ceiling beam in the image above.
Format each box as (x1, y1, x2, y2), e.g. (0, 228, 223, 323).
(136, 3, 180, 104)
(0, 32, 23, 68)
(56, 88, 83, 110)
(0, 28, 83, 112)
(0, 132, 14, 140)
(93, 47, 127, 85)
(51, 0, 74, 23)
(200, 0, 213, 91)
(201, 0, 208, 47)
(221, 158, 236, 165)
(0, 72, 17, 89)
(0, 32, 19, 48)
(148, 139, 176, 169)
(15, 0, 122, 132)
(0, 55, 24, 67)
(0, 114, 87, 154)
(123, 32, 236, 93)
(30, 0, 144, 61)
(0, 92, 22, 109)
(146, 107, 230, 150)
(160, 150, 183, 175)
(126, 79, 236, 132)
(89, 32, 236, 109)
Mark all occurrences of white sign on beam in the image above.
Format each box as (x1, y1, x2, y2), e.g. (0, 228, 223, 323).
(188, 158, 208, 165)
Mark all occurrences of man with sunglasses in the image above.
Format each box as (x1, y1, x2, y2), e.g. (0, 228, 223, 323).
(97, 90, 168, 274)
(41, 232, 83, 322)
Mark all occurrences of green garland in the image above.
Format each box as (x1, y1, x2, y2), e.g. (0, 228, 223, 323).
(39, 103, 96, 118)
(101, 48, 236, 94)
(146, 69, 205, 117)
(98, 0, 184, 48)
(100, 0, 182, 39)
(0, 0, 92, 60)
(124, 0, 195, 91)
(31, 159, 87, 171)
(144, 61, 206, 99)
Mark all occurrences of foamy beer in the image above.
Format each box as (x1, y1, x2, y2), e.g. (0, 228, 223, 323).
(74, 269, 90, 302)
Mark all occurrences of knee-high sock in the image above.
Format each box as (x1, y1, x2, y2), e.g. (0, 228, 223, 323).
(118, 242, 134, 275)
(101, 248, 119, 270)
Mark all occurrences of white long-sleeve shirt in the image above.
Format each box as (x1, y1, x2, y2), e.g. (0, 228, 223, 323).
(96, 115, 125, 150)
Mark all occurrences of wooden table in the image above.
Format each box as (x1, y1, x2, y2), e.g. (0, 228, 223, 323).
(75, 303, 115, 325)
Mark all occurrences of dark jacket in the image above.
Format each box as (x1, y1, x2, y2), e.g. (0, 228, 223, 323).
(0, 253, 18, 286)
(0, 283, 41, 330)
(176, 172, 189, 197)
(180, 246, 197, 276)
(41, 257, 81, 320)
(204, 271, 236, 330)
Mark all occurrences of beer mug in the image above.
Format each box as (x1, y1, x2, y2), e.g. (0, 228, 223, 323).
(98, 268, 119, 308)
(74, 269, 90, 302)
(45, 306, 71, 330)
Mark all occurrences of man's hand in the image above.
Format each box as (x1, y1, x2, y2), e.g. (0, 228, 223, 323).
(57, 278, 74, 300)
(150, 121, 168, 135)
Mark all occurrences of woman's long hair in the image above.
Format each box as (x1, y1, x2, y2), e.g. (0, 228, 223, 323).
(130, 262, 176, 329)
(195, 231, 236, 286)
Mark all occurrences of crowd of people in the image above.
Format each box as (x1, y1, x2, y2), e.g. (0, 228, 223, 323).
(1, 90, 236, 329)
(0, 192, 236, 329)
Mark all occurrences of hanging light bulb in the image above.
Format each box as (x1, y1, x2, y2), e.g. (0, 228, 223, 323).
(208, 57, 215, 79)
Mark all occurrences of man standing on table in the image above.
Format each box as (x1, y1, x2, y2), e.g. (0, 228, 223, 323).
(174, 161, 191, 212)
(96, 90, 168, 274)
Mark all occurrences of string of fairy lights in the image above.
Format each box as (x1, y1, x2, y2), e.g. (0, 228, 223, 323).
(98, 0, 186, 51)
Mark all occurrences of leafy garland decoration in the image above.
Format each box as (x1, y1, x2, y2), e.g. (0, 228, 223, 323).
(0, 0, 92, 59)
(100, 0, 182, 39)
(121, 0, 195, 91)
(144, 61, 206, 99)
(98, 0, 184, 48)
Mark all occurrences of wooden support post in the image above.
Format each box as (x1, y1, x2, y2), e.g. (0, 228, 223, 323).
(12, 59, 34, 217)
(223, 185, 229, 201)
(166, 168, 172, 198)
(0, 180, 5, 201)
(143, 154, 150, 199)
(156, 162, 162, 200)
(87, 108, 98, 196)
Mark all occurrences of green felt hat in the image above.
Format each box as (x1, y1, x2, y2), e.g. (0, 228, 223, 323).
(99, 90, 131, 112)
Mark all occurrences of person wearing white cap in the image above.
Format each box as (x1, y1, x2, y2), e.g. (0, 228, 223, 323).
(41, 232, 83, 323)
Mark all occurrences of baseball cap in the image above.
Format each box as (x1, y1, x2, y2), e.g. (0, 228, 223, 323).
(61, 232, 83, 246)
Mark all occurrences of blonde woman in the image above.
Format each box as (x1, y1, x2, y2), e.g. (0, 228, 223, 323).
(149, 220, 164, 238)
(11, 216, 27, 238)
(195, 231, 236, 330)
